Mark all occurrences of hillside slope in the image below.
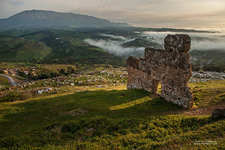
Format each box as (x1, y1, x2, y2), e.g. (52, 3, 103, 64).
(0, 31, 124, 66)
(0, 10, 129, 30)
(0, 68, 225, 149)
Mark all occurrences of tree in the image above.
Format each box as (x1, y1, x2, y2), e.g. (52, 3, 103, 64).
(28, 72, 34, 79)
(71, 68, 75, 73)
(0, 69, 4, 74)
(50, 72, 59, 78)
(67, 66, 73, 74)
(59, 68, 66, 74)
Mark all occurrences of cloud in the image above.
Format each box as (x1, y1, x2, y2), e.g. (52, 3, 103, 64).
(100, 34, 127, 40)
(84, 31, 225, 60)
(141, 31, 225, 51)
(0, 0, 225, 29)
(191, 38, 225, 50)
(84, 38, 145, 57)
(73, 2, 225, 29)
(9, 0, 24, 6)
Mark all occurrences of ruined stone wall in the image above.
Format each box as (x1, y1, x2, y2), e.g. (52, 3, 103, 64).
(127, 34, 193, 108)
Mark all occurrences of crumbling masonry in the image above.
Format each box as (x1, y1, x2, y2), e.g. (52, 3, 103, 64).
(127, 34, 193, 108)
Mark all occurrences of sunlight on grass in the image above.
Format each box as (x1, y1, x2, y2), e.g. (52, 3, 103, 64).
(109, 97, 152, 110)
(189, 80, 225, 89)
(158, 83, 161, 94)
(0, 85, 127, 105)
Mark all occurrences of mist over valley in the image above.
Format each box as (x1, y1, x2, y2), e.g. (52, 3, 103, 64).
(83, 31, 225, 60)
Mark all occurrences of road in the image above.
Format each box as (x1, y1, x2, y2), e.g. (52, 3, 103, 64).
(0, 74, 17, 86)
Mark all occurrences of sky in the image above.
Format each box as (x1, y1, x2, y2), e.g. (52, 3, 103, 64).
(0, 0, 225, 30)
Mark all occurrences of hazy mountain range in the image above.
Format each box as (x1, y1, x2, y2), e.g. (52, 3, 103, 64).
(0, 10, 129, 30)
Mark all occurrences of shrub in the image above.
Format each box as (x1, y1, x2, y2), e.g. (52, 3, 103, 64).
(20, 92, 32, 100)
(146, 127, 168, 141)
(61, 122, 81, 134)
(0, 69, 4, 74)
(147, 123, 156, 130)
(146, 129, 161, 140)
(18, 72, 27, 77)
(0, 90, 32, 102)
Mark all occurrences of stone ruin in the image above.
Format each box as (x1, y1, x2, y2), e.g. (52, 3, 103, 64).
(127, 34, 193, 108)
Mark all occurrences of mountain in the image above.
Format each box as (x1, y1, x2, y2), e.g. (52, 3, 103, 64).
(0, 10, 129, 30)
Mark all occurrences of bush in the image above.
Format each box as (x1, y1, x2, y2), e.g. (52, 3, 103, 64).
(146, 127, 168, 141)
(18, 72, 27, 77)
(20, 92, 32, 100)
(0, 91, 32, 102)
(61, 122, 81, 134)
(147, 123, 156, 130)
(0, 69, 4, 74)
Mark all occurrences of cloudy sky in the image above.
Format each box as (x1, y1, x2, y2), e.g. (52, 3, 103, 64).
(0, 0, 225, 30)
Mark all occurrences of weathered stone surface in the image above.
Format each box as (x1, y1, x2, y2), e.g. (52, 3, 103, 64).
(127, 34, 194, 108)
(212, 108, 225, 118)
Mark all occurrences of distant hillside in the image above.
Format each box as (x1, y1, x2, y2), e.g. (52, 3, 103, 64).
(122, 38, 162, 48)
(0, 31, 124, 66)
(0, 10, 129, 30)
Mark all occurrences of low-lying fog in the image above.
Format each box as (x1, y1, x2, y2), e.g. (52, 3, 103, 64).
(84, 34, 145, 58)
(84, 31, 225, 58)
(142, 31, 225, 51)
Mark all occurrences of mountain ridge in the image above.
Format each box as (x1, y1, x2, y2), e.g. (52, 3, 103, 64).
(0, 10, 130, 30)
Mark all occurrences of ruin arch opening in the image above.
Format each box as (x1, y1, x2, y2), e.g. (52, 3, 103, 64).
(158, 82, 161, 94)
(152, 79, 160, 94)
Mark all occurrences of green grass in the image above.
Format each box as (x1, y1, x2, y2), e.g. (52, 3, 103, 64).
(0, 31, 125, 65)
(0, 81, 224, 149)
(190, 80, 225, 107)
(0, 89, 180, 136)
(14, 76, 25, 80)
(0, 76, 10, 89)
(0, 67, 225, 149)
(0, 51, 18, 60)
(0, 35, 52, 61)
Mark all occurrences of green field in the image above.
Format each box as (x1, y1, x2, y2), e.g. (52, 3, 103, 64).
(0, 76, 10, 89)
(0, 35, 51, 61)
(0, 31, 124, 66)
(0, 77, 225, 149)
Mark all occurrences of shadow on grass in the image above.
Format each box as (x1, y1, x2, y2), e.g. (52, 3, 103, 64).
(0, 89, 183, 137)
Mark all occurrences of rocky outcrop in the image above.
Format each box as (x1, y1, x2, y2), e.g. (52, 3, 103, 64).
(127, 34, 193, 108)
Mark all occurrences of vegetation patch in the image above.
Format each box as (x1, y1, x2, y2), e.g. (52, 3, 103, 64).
(191, 80, 225, 107)
(0, 76, 10, 89)
(0, 90, 32, 103)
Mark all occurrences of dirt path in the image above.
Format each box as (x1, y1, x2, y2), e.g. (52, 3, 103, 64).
(42, 50, 46, 56)
(151, 94, 225, 116)
(182, 102, 225, 116)
(160, 102, 225, 116)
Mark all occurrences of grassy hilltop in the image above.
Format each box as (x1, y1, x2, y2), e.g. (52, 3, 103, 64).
(0, 65, 225, 149)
